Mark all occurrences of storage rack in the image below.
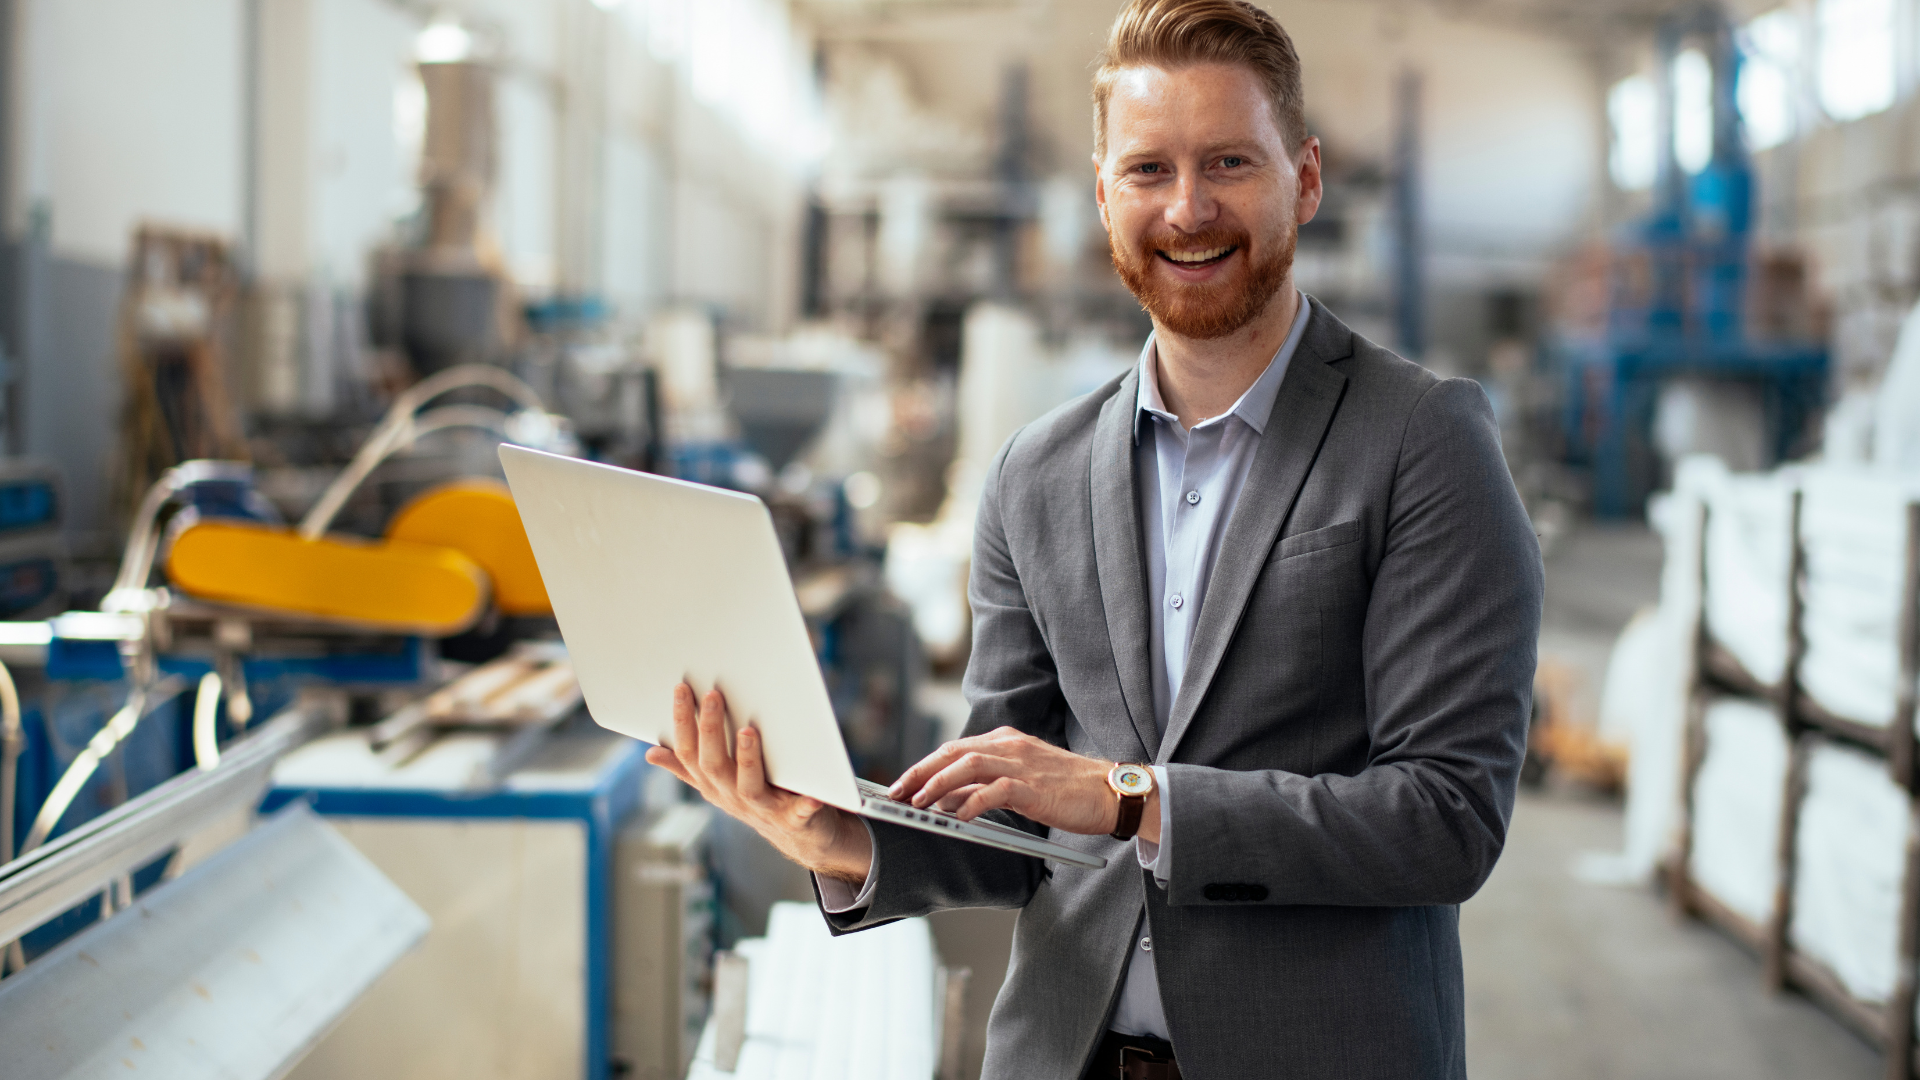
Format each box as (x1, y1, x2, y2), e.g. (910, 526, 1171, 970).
(1668, 494, 1920, 1080)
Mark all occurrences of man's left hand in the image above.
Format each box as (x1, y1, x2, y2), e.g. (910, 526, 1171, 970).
(887, 727, 1159, 843)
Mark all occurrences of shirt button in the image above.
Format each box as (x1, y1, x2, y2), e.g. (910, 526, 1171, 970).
(1140, 936, 1152, 952)
(1169, 594, 1183, 610)
(1186, 490, 1201, 505)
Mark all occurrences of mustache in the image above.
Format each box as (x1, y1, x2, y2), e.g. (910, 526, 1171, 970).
(1137, 226, 1251, 256)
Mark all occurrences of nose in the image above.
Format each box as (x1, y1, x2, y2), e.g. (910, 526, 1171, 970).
(1164, 171, 1217, 234)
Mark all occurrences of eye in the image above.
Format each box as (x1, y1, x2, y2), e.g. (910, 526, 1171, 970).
(1138, 163, 1162, 174)
(1220, 156, 1244, 168)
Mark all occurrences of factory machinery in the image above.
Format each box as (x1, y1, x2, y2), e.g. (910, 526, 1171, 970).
(0, 347, 927, 1080)
(1552, 4, 1828, 518)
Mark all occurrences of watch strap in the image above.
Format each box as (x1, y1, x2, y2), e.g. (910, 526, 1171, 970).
(1111, 791, 1146, 841)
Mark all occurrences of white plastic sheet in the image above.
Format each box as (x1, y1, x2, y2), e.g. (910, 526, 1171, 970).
(1875, 299, 1920, 471)
(1788, 742, 1911, 1005)
(1699, 463, 1798, 687)
(1798, 466, 1917, 729)
(1583, 476, 1705, 885)
(1688, 696, 1789, 927)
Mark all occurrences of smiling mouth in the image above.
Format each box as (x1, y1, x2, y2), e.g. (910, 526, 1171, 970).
(1157, 245, 1236, 269)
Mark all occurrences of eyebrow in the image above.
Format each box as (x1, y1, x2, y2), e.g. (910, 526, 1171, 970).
(1113, 139, 1268, 165)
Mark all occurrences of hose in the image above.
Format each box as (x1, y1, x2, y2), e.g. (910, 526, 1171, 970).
(298, 365, 546, 540)
(192, 672, 222, 772)
(109, 461, 255, 600)
(20, 676, 183, 857)
(0, 658, 23, 974)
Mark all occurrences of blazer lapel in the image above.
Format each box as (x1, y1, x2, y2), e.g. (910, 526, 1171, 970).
(1156, 305, 1353, 764)
(1089, 369, 1160, 761)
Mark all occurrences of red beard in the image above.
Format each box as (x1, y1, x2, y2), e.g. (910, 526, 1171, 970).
(1109, 222, 1295, 340)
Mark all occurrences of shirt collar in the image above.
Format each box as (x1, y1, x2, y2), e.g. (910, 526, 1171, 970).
(1133, 291, 1312, 444)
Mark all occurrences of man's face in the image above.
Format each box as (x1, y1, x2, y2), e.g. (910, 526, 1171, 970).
(1095, 62, 1322, 340)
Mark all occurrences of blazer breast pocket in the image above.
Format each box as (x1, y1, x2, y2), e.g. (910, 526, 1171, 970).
(1273, 517, 1362, 562)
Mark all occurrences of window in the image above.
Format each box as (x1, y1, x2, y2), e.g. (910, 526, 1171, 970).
(1816, 0, 1896, 121)
(1739, 9, 1802, 150)
(1673, 48, 1715, 173)
(639, 0, 826, 164)
(1609, 74, 1658, 190)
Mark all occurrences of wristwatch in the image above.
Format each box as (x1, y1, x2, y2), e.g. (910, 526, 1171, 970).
(1107, 762, 1155, 841)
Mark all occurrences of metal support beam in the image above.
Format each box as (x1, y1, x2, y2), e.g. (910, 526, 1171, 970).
(0, 692, 341, 947)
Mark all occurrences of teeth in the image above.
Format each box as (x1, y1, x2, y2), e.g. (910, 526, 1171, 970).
(1163, 245, 1231, 264)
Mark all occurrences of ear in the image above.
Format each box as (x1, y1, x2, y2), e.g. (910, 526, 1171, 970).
(1293, 136, 1324, 226)
(1092, 154, 1111, 232)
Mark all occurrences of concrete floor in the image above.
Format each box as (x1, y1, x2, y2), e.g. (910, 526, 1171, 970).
(1464, 787, 1882, 1079)
(922, 523, 1893, 1078)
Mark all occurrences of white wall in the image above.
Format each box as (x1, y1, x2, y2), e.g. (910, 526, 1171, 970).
(307, 0, 417, 288)
(12, 0, 245, 262)
(1255, 2, 1601, 265)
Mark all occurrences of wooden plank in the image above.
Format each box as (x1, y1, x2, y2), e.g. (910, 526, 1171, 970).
(1674, 875, 1769, 956)
(1793, 693, 1896, 755)
(1782, 950, 1892, 1047)
(1884, 800, 1920, 1080)
(1701, 638, 1776, 702)
(1894, 502, 1920, 793)
(1766, 492, 1809, 994)
(1672, 501, 1713, 921)
(1888, 503, 1920, 1080)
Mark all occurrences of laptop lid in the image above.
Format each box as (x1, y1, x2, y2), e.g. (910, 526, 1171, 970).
(498, 445, 862, 812)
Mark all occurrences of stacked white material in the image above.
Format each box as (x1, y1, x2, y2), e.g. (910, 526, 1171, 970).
(1688, 696, 1790, 926)
(1788, 742, 1911, 1005)
(1798, 467, 1917, 729)
(687, 902, 937, 1080)
(1699, 464, 1799, 687)
(1590, 456, 1731, 885)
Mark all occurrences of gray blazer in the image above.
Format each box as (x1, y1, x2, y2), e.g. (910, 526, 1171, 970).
(820, 301, 1543, 1080)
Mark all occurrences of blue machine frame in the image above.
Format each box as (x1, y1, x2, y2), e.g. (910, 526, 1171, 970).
(1552, 5, 1828, 517)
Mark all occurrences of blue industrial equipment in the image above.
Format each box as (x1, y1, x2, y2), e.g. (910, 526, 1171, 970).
(1554, 4, 1828, 517)
(0, 461, 65, 618)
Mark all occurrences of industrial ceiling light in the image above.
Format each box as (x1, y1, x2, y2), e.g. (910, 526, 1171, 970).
(416, 16, 472, 64)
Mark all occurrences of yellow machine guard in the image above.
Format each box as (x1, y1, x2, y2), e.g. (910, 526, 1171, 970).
(166, 520, 489, 635)
(385, 479, 552, 616)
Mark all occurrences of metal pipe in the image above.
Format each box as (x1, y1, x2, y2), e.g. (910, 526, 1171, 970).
(20, 677, 185, 857)
(0, 694, 337, 960)
(297, 364, 545, 540)
(192, 673, 223, 772)
(0, 657, 22, 973)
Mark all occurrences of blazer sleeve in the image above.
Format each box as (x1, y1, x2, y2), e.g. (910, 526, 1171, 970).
(1162, 377, 1541, 908)
(819, 434, 1062, 934)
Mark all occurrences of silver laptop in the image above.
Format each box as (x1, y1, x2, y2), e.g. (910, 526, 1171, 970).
(498, 444, 1104, 870)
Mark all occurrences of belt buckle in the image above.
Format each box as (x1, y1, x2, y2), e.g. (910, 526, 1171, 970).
(1117, 1044, 1172, 1080)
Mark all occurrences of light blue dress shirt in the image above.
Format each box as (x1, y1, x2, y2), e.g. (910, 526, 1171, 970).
(1109, 291, 1309, 1038)
(825, 293, 1313, 1043)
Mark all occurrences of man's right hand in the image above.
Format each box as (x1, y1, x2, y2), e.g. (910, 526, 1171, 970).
(644, 683, 874, 886)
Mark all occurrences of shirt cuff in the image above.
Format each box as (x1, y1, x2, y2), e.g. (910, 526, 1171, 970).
(1132, 766, 1171, 887)
(815, 819, 880, 913)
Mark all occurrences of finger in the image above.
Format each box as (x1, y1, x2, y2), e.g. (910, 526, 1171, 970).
(912, 751, 1011, 808)
(671, 683, 703, 783)
(736, 726, 771, 802)
(890, 737, 981, 800)
(789, 796, 825, 827)
(696, 688, 733, 782)
(644, 746, 696, 785)
(934, 784, 984, 813)
(956, 776, 1022, 821)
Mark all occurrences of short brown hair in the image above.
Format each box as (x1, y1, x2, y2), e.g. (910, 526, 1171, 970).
(1091, 0, 1307, 159)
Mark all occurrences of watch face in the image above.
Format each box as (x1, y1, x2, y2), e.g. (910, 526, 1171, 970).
(1110, 764, 1153, 797)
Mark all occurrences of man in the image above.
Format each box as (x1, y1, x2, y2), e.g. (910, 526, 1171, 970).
(645, 1, 1542, 1077)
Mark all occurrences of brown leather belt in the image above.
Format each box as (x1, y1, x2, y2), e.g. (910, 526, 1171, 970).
(1083, 1030, 1182, 1080)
